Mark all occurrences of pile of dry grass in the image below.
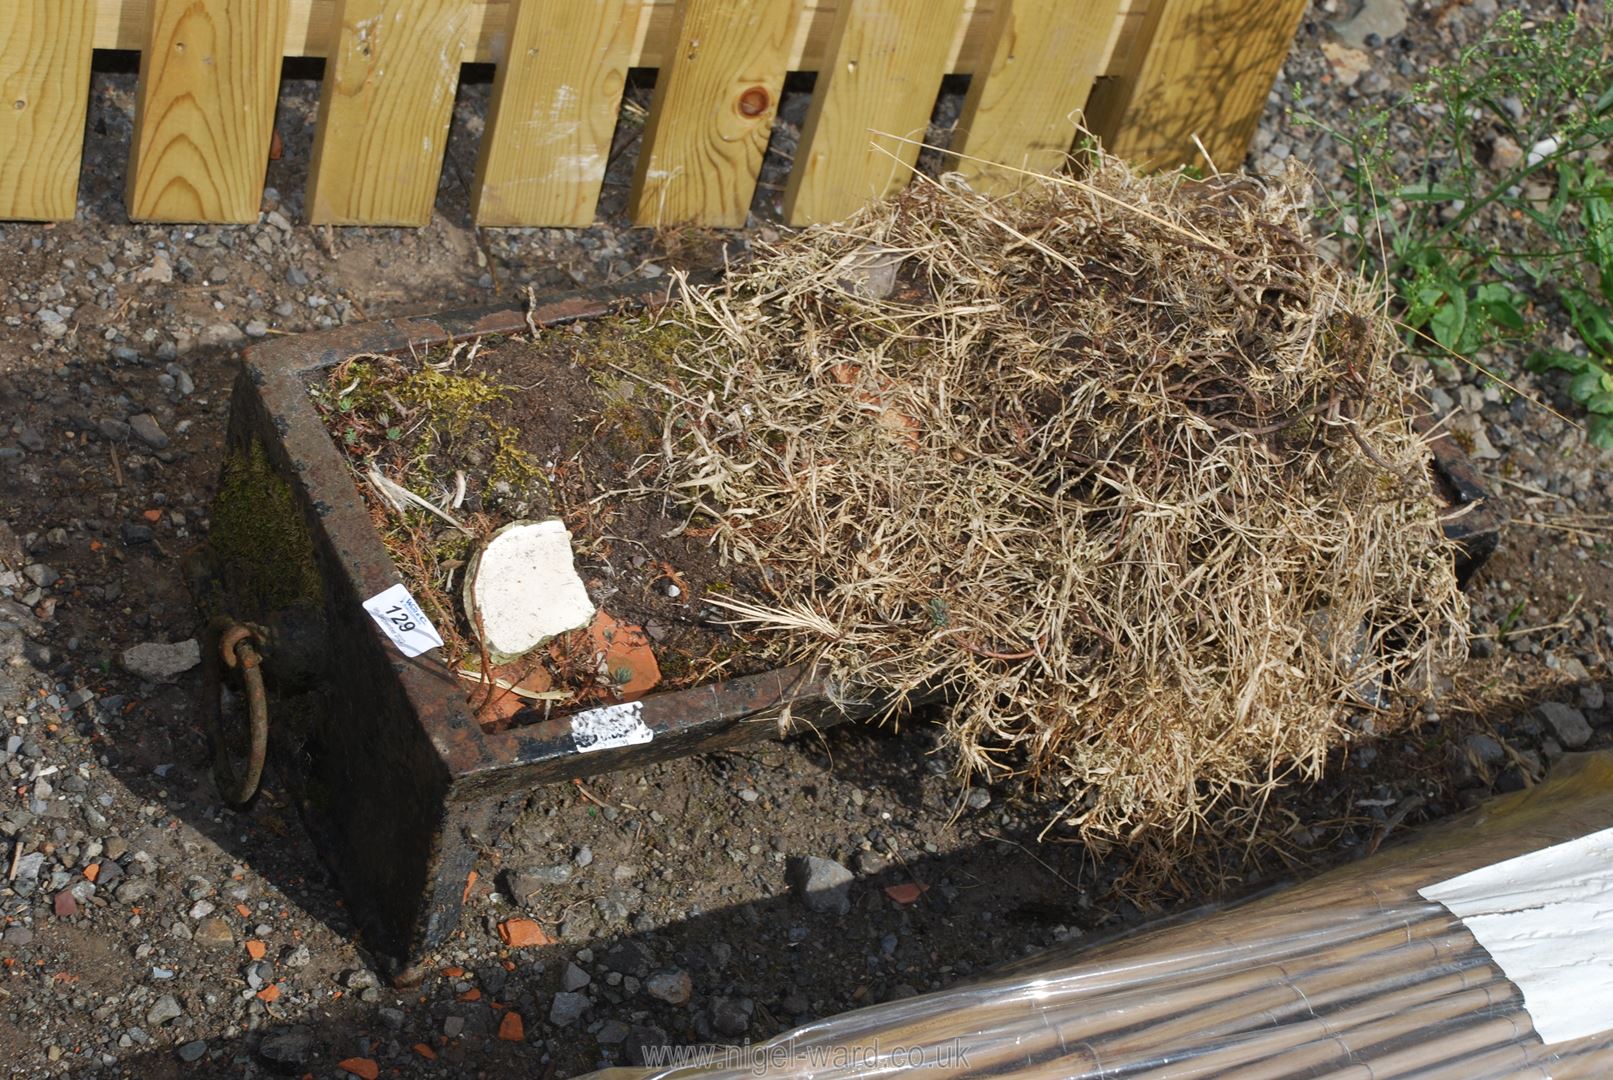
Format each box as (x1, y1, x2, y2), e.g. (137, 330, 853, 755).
(645, 158, 1468, 843)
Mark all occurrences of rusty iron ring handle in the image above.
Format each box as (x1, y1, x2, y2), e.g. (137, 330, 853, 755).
(208, 623, 269, 806)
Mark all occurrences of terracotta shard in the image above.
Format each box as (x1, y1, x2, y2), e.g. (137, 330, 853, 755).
(586, 610, 662, 700)
(884, 881, 929, 905)
(497, 918, 554, 948)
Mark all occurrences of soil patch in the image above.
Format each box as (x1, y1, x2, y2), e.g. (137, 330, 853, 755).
(310, 314, 774, 730)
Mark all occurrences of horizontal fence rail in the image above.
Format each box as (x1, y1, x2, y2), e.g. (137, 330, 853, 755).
(0, 0, 1306, 228)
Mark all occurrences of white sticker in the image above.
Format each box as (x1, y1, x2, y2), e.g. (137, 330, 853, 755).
(362, 583, 445, 658)
(571, 701, 653, 754)
(1420, 824, 1613, 1045)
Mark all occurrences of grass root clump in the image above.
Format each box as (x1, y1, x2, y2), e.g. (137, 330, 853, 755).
(650, 158, 1469, 844)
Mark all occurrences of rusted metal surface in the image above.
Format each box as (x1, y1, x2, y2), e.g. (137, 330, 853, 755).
(205, 619, 270, 805)
(205, 277, 867, 976)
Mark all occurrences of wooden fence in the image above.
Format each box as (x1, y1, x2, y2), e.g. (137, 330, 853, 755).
(1, 0, 1307, 228)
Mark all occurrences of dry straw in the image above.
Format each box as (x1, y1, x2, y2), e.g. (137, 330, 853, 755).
(648, 155, 1468, 843)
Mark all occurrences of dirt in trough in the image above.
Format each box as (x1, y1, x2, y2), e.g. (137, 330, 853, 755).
(311, 314, 777, 730)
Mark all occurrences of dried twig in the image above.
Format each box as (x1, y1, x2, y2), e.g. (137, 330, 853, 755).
(572, 778, 612, 809)
(366, 465, 473, 535)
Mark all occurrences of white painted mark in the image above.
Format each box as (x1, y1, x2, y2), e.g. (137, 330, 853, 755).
(1420, 824, 1613, 1045)
(550, 84, 578, 122)
(549, 153, 606, 180)
(571, 701, 653, 754)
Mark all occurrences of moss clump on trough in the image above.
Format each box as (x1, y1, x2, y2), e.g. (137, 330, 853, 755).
(318, 358, 546, 510)
(209, 438, 323, 615)
(578, 314, 696, 378)
(578, 316, 699, 454)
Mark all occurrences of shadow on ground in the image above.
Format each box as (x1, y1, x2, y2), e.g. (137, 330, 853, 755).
(73, 667, 1611, 1080)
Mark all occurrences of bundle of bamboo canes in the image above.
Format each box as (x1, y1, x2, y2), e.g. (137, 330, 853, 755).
(593, 753, 1613, 1080)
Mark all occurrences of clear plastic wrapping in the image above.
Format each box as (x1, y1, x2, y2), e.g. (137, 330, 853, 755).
(590, 752, 1613, 1079)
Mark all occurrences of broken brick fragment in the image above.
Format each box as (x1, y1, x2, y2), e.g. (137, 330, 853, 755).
(496, 918, 553, 948)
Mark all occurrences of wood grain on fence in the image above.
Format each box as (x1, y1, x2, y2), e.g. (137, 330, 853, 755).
(629, 0, 796, 227)
(0, 1, 96, 221)
(307, 0, 471, 226)
(1086, 0, 1308, 172)
(782, 0, 963, 226)
(126, 0, 286, 222)
(473, 0, 645, 227)
(86, 0, 1148, 76)
(4, 0, 1309, 228)
(951, 0, 1119, 195)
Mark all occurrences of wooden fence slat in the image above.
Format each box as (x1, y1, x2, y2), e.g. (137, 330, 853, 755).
(950, 0, 1118, 194)
(91, 0, 1151, 80)
(472, 0, 643, 227)
(0, 1, 96, 221)
(126, 0, 286, 223)
(307, 0, 472, 226)
(8, 0, 1268, 230)
(1085, 0, 1306, 172)
(628, 0, 796, 228)
(781, 0, 963, 226)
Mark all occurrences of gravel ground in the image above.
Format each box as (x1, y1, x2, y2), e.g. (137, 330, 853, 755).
(2, 4, 1611, 1077)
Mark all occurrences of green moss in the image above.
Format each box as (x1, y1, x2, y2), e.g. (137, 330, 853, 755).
(321, 357, 548, 515)
(487, 424, 546, 497)
(658, 651, 693, 682)
(336, 361, 505, 435)
(431, 532, 473, 564)
(571, 315, 698, 457)
(579, 314, 696, 378)
(210, 439, 323, 614)
(385, 366, 541, 504)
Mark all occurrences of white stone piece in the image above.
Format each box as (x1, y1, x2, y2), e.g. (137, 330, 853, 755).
(465, 519, 595, 662)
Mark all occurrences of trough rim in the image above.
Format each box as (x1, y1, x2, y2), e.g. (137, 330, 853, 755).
(237, 275, 844, 795)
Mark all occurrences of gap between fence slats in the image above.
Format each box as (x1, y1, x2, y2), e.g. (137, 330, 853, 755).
(472, 0, 644, 228)
(307, 0, 471, 226)
(782, 0, 964, 226)
(628, 0, 795, 228)
(951, 0, 1120, 196)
